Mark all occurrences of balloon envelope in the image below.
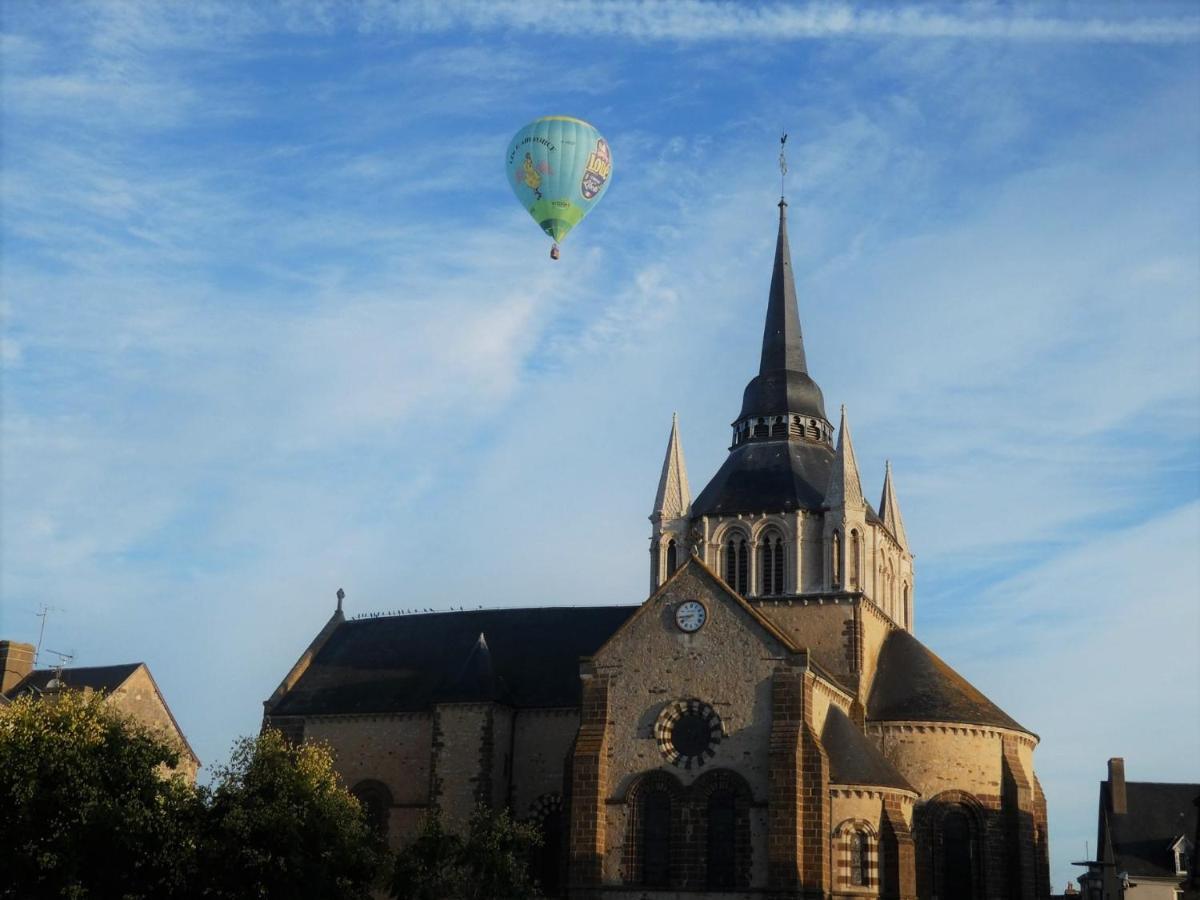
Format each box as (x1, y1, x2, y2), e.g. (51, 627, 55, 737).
(505, 116, 612, 244)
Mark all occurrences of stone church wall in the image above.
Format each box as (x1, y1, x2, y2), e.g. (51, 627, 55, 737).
(510, 708, 579, 816)
(304, 712, 432, 847)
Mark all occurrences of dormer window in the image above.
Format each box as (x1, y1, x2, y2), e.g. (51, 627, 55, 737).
(1175, 837, 1192, 875)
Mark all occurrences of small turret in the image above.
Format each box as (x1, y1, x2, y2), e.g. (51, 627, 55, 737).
(823, 407, 866, 511)
(649, 414, 691, 591)
(878, 461, 908, 549)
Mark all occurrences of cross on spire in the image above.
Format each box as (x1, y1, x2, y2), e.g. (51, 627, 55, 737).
(778, 131, 789, 204)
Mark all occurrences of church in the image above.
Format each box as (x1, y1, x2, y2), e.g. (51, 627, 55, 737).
(263, 201, 1052, 899)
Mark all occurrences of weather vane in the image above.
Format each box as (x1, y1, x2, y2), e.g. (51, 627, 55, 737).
(779, 131, 788, 203)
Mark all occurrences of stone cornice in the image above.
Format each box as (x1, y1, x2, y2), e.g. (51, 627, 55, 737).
(865, 720, 1039, 748)
(830, 784, 919, 802)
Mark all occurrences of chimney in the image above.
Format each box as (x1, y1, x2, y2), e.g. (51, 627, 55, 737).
(1108, 757, 1127, 815)
(0, 641, 36, 694)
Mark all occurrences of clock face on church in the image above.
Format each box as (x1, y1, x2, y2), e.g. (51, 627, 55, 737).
(674, 600, 707, 632)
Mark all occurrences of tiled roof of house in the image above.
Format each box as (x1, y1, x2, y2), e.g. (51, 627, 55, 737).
(1103, 781, 1200, 878)
(4, 663, 140, 699)
(269, 606, 638, 716)
(867, 630, 1029, 734)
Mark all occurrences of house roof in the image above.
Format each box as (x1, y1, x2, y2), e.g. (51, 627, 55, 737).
(821, 705, 915, 793)
(4, 663, 141, 699)
(867, 630, 1029, 734)
(1103, 781, 1200, 878)
(269, 606, 638, 716)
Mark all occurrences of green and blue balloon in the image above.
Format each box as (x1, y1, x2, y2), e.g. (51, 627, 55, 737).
(505, 116, 612, 258)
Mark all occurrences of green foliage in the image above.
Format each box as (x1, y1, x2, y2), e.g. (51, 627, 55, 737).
(0, 698, 385, 900)
(391, 806, 543, 900)
(0, 691, 199, 899)
(199, 729, 386, 899)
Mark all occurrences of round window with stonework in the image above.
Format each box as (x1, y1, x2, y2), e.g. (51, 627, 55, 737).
(655, 699, 723, 769)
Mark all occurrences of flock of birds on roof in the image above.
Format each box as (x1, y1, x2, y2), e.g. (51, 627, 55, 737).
(350, 606, 483, 621)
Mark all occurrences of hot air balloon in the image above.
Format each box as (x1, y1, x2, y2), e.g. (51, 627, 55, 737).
(505, 116, 612, 260)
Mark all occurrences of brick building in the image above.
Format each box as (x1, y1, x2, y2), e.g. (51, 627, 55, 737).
(265, 202, 1051, 899)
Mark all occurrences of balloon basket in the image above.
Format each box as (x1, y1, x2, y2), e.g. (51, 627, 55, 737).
(550, 244, 561, 261)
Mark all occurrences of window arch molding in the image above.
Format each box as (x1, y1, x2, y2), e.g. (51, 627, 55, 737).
(917, 791, 986, 900)
(833, 817, 879, 889)
(622, 770, 684, 889)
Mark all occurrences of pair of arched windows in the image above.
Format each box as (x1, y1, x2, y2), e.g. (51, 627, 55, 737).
(628, 770, 750, 890)
(723, 529, 785, 596)
(724, 534, 749, 595)
(759, 532, 785, 595)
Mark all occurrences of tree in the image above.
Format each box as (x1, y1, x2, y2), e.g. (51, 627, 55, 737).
(198, 728, 386, 900)
(0, 690, 199, 899)
(391, 806, 543, 900)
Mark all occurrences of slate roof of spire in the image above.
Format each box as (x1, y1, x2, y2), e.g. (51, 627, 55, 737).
(878, 461, 908, 547)
(821, 705, 915, 792)
(738, 201, 827, 422)
(867, 630, 1029, 733)
(652, 413, 691, 520)
(269, 607, 637, 716)
(823, 407, 867, 510)
(1101, 781, 1200, 878)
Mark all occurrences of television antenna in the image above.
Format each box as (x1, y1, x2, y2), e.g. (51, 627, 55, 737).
(34, 604, 63, 665)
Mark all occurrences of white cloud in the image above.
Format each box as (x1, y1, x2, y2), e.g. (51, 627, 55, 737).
(360, 0, 1200, 44)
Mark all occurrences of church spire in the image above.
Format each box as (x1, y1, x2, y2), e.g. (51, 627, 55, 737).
(735, 201, 828, 426)
(651, 413, 691, 521)
(824, 406, 866, 510)
(759, 199, 809, 376)
(879, 460, 909, 549)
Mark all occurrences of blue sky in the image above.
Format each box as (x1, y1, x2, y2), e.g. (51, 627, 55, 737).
(2, 1, 1198, 889)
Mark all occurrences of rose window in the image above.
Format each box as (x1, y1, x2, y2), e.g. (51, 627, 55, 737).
(655, 699, 723, 769)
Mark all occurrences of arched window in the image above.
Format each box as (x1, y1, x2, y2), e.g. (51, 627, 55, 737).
(942, 810, 974, 898)
(535, 807, 564, 895)
(693, 769, 752, 890)
(771, 416, 787, 437)
(350, 779, 392, 838)
(641, 789, 672, 887)
(850, 529, 862, 590)
(831, 530, 842, 587)
(849, 830, 870, 885)
(724, 533, 749, 595)
(666, 540, 678, 577)
(706, 790, 737, 889)
(651, 540, 660, 585)
(759, 530, 785, 595)
(903, 583, 910, 628)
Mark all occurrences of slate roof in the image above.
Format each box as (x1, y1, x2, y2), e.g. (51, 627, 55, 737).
(270, 607, 638, 716)
(691, 439, 835, 517)
(4, 663, 141, 699)
(1103, 781, 1200, 878)
(867, 630, 1029, 733)
(737, 201, 827, 423)
(821, 705, 914, 792)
